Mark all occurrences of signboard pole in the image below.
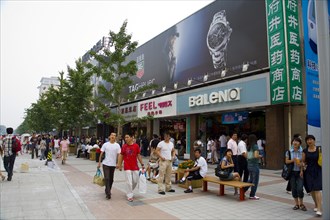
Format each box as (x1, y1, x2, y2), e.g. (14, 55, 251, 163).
(315, 0, 330, 218)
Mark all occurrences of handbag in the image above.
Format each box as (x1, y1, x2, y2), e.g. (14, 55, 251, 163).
(138, 169, 147, 194)
(318, 147, 322, 167)
(281, 150, 293, 181)
(215, 159, 233, 179)
(93, 168, 105, 187)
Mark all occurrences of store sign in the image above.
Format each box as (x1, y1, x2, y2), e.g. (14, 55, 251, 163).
(189, 88, 240, 107)
(266, 0, 303, 104)
(112, 103, 138, 121)
(138, 94, 177, 118)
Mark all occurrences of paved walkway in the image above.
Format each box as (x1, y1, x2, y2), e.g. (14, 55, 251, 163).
(0, 153, 321, 219)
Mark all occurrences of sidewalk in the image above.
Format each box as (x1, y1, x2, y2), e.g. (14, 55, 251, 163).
(1, 153, 320, 219)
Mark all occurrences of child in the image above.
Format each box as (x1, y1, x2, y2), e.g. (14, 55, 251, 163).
(146, 148, 159, 180)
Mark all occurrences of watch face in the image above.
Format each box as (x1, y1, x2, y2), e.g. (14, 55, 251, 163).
(207, 23, 228, 49)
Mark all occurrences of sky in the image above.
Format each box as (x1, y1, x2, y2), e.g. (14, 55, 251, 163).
(0, 0, 213, 130)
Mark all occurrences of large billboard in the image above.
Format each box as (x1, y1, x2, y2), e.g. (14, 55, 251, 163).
(125, 0, 268, 94)
(302, 0, 330, 145)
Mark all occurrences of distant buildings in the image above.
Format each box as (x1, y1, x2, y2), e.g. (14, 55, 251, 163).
(37, 77, 60, 97)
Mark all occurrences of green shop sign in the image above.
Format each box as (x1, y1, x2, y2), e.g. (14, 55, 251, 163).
(266, 0, 303, 104)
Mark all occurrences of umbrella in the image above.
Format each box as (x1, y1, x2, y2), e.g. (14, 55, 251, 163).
(20, 133, 31, 142)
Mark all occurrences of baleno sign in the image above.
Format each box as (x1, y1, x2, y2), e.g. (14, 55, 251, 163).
(189, 88, 241, 107)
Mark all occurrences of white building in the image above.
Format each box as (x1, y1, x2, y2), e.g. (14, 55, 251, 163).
(38, 76, 60, 97)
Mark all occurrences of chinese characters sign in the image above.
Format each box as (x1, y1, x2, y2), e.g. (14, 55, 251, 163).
(266, 0, 303, 104)
(137, 94, 177, 118)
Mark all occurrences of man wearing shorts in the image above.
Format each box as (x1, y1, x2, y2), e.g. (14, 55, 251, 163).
(179, 148, 208, 193)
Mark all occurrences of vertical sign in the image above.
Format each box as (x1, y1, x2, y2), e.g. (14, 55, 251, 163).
(285, 0, 303, 103)
(266, 0, 303, 104)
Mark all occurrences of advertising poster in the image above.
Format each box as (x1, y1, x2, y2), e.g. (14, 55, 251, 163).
(124, 0, 268, 95)
(302, 0, 330, 145)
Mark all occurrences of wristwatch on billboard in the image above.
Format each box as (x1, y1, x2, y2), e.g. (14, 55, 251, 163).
(206, 10, 232, 70)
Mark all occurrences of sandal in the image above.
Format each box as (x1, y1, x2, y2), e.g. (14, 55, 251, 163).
(293, 205, 300, 210)
(300, 204, 307, 211)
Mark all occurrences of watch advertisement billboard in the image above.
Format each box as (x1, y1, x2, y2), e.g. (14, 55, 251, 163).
(124, 0, 268, 95)
(302, 0, 330, 145)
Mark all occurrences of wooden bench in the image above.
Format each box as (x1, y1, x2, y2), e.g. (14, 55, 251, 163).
(202, 175, 254, 201)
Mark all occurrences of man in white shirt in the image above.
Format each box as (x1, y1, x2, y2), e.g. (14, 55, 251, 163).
(219, 133, 227, 160)
(156, 131, 176, 195)
(237, 134, 249, 183)
(179, 148, 208, 193)
(97, 133, 121, 200)
(227, 132, 238, 172)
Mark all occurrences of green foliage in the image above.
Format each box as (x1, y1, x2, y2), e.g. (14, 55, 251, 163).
(19, 59, 95, 134)
(87, 20, 156, 135)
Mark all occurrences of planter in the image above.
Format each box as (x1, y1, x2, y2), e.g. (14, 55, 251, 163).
(90, 151, 96, 161)
(178, 178, 203, 189)
(69, 144, 77, 156)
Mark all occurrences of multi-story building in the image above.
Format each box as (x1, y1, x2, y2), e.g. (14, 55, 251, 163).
(86, 0, 325, 169)
(37, 77, 60, 97)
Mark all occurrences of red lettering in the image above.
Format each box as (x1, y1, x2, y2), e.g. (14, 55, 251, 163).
(168, 101, 172, 107)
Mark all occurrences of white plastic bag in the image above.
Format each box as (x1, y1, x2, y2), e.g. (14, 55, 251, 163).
(139, 169, 147, 194)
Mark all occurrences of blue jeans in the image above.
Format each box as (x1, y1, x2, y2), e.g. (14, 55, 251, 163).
(3, 154, 16, 178)
(290, 171, 304, 199)
(247, 165, 260, 197)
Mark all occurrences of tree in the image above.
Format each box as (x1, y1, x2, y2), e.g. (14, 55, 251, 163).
(61, 58, 95, 136)
(87, 20, 156, 138)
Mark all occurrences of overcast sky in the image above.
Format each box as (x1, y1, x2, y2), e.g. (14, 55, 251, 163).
(0, 0, 213, 130)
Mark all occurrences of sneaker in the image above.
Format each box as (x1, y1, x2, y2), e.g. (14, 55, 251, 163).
(249, 196, 260, 200)
(286, 191, 292, 194)
(158, 191, 166, 195)
(127, 197, 133, 202)
(106, 195, 111, 200)
(314, 208, 318, 212)
(184, 189, 193, 193)
(316, 211, 322, 216)
(179, 179, 186, 184)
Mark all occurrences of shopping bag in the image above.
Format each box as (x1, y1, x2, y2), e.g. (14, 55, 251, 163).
(20, 162, 29, 172)
(139, 169, 147, 194)
(317, 147, 322, 167)
(93, 168, 105, 187)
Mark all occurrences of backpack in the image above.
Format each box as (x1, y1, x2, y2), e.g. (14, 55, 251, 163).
(11, 136, 22, 153)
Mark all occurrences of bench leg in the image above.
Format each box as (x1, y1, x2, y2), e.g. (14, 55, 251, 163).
(220, 184, 224, 196)
(203, 180, 208, 191)
(239, 188, 245, 201)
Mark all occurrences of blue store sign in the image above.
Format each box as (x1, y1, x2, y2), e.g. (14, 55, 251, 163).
(177, 73, 270, 115)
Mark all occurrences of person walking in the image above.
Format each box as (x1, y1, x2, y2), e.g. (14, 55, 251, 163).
(286, 137, 306, 211)
(0, 142, 6, 181)
(237, 134, 249, 183)
(156, 131, 176, 195)
(30, 133, 39, 159)
(302, 135, 322, 216)
(39, 136, 47, 160)
(60, 136, 70, 165)
(1, 127, 21, 181)
(117, 132, 145, 202)
(97, 133, 121, 200)
(244, 134, 261, 200)
(219, 133, 227, 160)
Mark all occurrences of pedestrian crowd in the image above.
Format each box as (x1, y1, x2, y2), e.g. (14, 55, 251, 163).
(0, 127, 323, 217)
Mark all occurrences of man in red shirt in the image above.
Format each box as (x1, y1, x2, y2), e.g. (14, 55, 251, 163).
(117, 132, 145, 202)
